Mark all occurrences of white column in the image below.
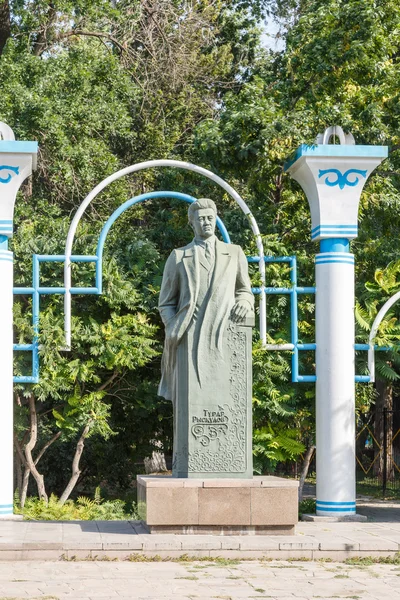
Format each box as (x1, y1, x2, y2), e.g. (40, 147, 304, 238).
(0, 248, 14, 518)
(315, 248, 356, 516)
(0, 123, 38, 517)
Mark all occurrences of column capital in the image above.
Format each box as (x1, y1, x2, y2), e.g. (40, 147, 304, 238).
(0, 123, 38, 238)
(284, 126, 388, 242)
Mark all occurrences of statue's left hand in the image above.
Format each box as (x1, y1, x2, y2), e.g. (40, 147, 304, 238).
(230, 300, 252, 323)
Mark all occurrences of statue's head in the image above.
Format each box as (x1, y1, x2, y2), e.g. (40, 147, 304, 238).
(188, 198, 217, 240)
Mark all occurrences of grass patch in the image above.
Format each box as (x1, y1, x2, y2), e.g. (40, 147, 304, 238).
(344, 553, 400, 566)
(126, 553, 242, 564)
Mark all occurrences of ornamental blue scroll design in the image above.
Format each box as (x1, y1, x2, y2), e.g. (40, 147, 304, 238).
(318, 168, 367, 190)
(0, 165, 19, 184)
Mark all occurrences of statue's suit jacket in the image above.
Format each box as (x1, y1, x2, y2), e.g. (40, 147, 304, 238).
(158, 238, 254, 401)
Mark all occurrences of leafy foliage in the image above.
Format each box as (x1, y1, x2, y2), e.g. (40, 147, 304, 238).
(16, 487, 138, 521)
(5, 0, 400, 498)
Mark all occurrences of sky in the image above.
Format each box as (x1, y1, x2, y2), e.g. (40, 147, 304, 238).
(261, 17, 285, 51)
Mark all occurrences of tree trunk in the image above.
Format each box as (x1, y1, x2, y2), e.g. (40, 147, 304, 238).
(374, 380, 393, 480)
(24, 395, 48, 503)
(32, 3, 56, 56)
(298, 445, 315, 502)
(58, 423, 91, 506)
(15, 426, 61, 507)
(0, 0, 10, 55)
(20, 467, 30, 508)
(15, 449, 22, 499)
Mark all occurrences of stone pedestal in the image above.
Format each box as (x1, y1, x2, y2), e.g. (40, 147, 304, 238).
(137, 475, 299, 534)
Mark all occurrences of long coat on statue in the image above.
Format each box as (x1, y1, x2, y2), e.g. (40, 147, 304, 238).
(158, 237, 254, 403)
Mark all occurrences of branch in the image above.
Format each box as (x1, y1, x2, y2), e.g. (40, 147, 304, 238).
(14, 434, 28, 468)
(34, 431, 62, 466)
(24, 395, 48, 503)
(58, 421, 92, 505)
(32, 3, 56, 56)
(57, 29, 126, 54)
(97, 370, 120, 392)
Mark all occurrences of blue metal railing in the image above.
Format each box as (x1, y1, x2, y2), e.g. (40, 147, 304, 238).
(13, 192, 230, 384)
(12, 192, 388, 384)
(248, 255, 316, 383)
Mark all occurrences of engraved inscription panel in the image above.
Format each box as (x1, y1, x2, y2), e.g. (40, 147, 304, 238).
(187, 323, 248, 473)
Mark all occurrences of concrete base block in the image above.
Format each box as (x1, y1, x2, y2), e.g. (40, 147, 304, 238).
(301, 513, 368, 522)
(137, 475, 299, 535)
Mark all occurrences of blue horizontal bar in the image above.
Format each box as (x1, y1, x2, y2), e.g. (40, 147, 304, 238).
(14, 344, 34, 351)
(13, 286, 100, 295)
(13, 376, 39, 383)
(71, 287, 100, 294)
(38, 287, 65, 294)
(297, 375, 316, 382)
(355, 344, 392, 352)
(251, 286, 315, 295)
(247, 256, 294, 264)
(36, 255, 65, 262)
(13, 287, 34, 294)
(297, 344, 316, 350)
(355, 375, 370, 383)
(265, 288, 292, 294)
(71, 255, 98, 262)
(36, 255, 97, 263)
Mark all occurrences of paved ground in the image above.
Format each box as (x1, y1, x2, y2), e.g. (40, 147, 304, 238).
(0, 501, 399, 598)
(1, 558, 400, 599)
(0, 501, 399, 561)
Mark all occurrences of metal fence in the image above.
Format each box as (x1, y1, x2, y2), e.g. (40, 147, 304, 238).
(356, 409, 400, 495)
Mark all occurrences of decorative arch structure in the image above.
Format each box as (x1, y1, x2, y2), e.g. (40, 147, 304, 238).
(63, 160, 267, 348)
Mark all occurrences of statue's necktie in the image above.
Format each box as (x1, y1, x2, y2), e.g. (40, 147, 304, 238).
(205, 241, 214, 267)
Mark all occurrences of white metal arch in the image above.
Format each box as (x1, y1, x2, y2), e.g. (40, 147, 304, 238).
(368, 290, 400, 383)
(64, 159, 267, 348)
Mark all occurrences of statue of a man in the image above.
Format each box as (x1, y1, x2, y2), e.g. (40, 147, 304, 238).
(158, 198, 254, 476)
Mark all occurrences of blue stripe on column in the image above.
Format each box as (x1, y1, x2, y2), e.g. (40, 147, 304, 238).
(317, 500, 356, 513)
(311, 226, 358, 240)
(316, 253, 354, 259)
(316, 259, 354, 265)
(317, 501, 356, 506)
(312, 224, 358, 234)
(316, 253, 354, 265)
(0, 504, 13, 508)
(316, 506, 356, 512)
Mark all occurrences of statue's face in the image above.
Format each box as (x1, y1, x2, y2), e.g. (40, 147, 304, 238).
(192, 208, 216, 239)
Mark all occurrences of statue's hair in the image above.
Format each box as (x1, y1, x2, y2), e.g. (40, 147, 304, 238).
(188, 198, 217, 224)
